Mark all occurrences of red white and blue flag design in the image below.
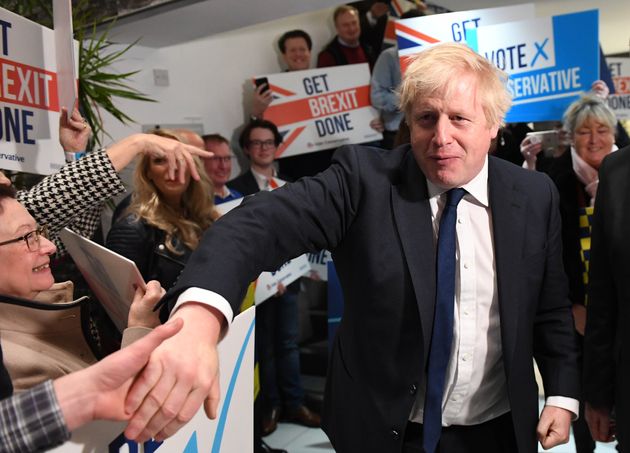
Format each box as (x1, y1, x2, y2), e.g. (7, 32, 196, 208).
(394, 4, 535, 73)
(253, 64, 381, 158)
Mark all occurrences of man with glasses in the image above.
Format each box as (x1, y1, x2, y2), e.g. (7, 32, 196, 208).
(229, 120, 289, 196)
(201, 134, 242, 205)
(229, 119, 321, 449)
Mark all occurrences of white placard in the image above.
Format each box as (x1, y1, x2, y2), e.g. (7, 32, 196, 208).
(0, 6, 72, 174)
(608, 57, 630, 120)
(395, 3, 535, 62)
(215, 196, 243, 215)
(59, 228, 145, 332)
(49, 306, 255, 453)
(257, 64, 381, 158)
(307, 250, 331, 281)
(255, 254, 311, 304)
(53, 0, 76, 118)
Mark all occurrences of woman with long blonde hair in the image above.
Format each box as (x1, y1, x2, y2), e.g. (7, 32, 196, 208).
(107, 129, 219, 296)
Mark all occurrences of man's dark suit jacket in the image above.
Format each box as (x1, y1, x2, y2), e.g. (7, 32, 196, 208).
(227, 170, 260, 197)
(584, 146, 630, 448)
(167, 145, 580, 453)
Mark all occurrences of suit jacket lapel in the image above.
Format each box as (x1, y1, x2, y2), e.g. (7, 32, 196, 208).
(391, 150, 435, 364)
(488, 158, 527, 372)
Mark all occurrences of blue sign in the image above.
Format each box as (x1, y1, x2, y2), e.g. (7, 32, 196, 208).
(467, 10, 599, 122)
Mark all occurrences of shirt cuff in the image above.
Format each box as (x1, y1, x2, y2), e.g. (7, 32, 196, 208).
(170, 287, 235, 333)
(546, 396, 579, 420)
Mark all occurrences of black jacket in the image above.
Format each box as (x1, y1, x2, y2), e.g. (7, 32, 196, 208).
(106, 215, 191, 293)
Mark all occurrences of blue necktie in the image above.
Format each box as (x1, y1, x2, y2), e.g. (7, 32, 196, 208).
(422, 188, 466, 453)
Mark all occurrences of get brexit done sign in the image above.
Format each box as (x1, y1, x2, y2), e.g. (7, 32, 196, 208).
(257, 63, 381, 158)
(395, 4, 535, 72)
(608, 57, 630, 120)
(467, 10, 599, 122)
(0, 7, 67, 174)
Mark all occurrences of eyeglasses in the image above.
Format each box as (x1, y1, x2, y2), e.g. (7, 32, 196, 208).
(208, 155, 235, 163)
(0, 225, 49, 252)
(248, 139, 276, 150)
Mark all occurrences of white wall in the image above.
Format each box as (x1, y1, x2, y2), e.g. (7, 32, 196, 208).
(100, 7, 338, 179)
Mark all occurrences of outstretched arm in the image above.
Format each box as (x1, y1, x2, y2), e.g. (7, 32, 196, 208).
(123, 303, 225, 442)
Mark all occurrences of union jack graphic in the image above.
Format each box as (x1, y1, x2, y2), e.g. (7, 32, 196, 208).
(260, 80, 371, 158)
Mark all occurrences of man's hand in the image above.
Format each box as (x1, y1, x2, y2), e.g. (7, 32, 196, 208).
(370, 2, 389, 19)
(585, 403, 615, 442)
(537, 406, 572, 449)
(591, 80, 610, 100)
(370, 117, 385, 133)
(59, 107, 91, 152)
(274, 282, 287, 297)
(520, 135, 543, 170)
(252, 84, 273, 119)
(53, 318, 184, 431)
(123, 303, 225, 442)
(0, 170, 10, 186)
(571, 304, 587, 336)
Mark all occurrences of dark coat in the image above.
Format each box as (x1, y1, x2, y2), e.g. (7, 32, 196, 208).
(227, 170, 261, 197)
(106, 215, 191, 293)
(166, 144, 580, 453)
(584, 146, 630, 448)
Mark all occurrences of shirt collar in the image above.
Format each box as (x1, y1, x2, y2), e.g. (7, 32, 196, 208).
(337, 36, 360, 48)
(215, 185, 230, 199)
(425, 156, 489, 207)
(251, 168, 276, 182)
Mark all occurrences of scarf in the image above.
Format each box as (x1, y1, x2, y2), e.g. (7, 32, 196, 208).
(570, 144, 618, 206)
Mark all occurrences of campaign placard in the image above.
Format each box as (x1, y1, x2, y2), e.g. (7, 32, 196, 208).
(53, 0, 77, 121)
(49, 306, 255, 453)
(214, 196, 243, 215)
(257, 64, 382, 158)
(307, 249, 332, 281)
(395, 4, 535, 72)
(0, 7, 68, 174)
(608, 57, 630, 120)
(467, 10, 599, 122)
(255, 254, 311, 304)
(59, 228, 145, 332)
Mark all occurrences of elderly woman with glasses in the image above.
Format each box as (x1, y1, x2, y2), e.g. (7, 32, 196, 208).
(0, 184, 165, 395)
(0, 108, 211, 393)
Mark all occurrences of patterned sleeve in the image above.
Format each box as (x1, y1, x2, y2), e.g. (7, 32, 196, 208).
(16, 151, 126, 255)
(0, 380, 70, 453)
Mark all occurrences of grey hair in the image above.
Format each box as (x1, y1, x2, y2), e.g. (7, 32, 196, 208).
(562, 94, 616, 136)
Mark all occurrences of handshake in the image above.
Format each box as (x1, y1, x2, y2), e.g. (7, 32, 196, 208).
(53, 302, 226, 446)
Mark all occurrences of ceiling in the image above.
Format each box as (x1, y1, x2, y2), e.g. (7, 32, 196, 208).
(104, 0, 629, 55)
(103, 0, 341, 47)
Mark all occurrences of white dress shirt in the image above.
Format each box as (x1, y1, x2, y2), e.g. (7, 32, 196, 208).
(251, 168, 286, 192)
(409, 157, 577, 425)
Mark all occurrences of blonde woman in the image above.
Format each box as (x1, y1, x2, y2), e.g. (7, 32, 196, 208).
(107, 130, 219, 297)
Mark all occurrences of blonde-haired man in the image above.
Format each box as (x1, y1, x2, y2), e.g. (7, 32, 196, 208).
(133, 43, 579, 453)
